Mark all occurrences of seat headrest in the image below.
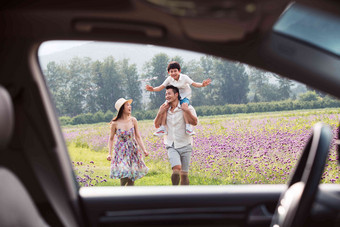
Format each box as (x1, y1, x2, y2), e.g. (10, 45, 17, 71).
(0, 85, 14, 149)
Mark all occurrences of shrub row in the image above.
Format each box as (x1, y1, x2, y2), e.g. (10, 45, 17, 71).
(59, 109, 158, 126)
(59, 98, 340, 126)
(195, 99, 340, 116)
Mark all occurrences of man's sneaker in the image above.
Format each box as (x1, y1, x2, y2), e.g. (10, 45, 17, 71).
(185, 124, 195, 136)
(153, 125, 167, 137)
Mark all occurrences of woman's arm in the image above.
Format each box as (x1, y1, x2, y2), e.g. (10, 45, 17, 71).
(107, 122, 116, 161)
(133, 117, 149, 156)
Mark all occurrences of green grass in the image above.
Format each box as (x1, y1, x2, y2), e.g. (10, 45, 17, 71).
(68, 143, 224, 186)
(69, 143, 174, 186)
(69, 143, 264, 186)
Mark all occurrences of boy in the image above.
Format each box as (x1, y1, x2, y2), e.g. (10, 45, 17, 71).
(146, 61, 211, 136)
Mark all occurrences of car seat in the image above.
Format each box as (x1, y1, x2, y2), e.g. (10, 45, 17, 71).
(0, 85, 48, 227)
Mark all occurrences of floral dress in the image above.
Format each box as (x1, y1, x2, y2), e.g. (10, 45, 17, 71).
(110, 126, 149, 181)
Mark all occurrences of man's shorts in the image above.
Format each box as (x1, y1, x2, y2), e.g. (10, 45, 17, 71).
(166, 144, 192, 172)
(180, 98, 190, 105)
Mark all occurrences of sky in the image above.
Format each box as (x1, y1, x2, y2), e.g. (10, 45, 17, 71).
(38, 41, 91, 56)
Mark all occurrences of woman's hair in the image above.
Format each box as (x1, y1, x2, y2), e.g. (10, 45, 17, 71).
(110, 103, 125, 123)
(167, 61, 181, 72)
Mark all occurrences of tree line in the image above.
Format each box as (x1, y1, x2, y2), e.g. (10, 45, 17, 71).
(44, 53, 328, 118)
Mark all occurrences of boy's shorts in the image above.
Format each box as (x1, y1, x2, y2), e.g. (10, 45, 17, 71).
(180, 98, 190, 105)
(166, 144, 192, 172)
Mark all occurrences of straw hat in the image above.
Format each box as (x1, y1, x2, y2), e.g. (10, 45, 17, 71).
(115, 98, 133, 112)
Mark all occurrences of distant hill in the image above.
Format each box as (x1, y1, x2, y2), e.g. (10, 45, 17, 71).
(38, 41, 205, 71)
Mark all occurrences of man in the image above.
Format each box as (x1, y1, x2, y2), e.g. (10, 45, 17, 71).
(154, 85, 198, 185)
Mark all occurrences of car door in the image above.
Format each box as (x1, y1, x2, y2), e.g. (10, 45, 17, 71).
(1, 1, 340, 227)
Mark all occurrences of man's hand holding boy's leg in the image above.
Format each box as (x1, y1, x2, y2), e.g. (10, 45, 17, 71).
(154, 103, 169, 137)
(181, 103, 195, 136)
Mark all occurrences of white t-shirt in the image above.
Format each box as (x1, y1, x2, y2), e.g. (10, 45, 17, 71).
(162, 73, 194, 99)
(164, 104, 197, 149)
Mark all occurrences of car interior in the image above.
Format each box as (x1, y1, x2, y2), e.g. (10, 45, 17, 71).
(1, 0, 340, 226)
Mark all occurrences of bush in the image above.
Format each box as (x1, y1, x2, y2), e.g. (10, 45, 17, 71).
(104, 110, 114, 122)
(323, 95, 340, 108)
(83, 113, 94, 124)
(143, 110, 157, 120)
(72, 114, 86, 125)
(134, 111, 143, 120)
(298, 91, 319, 102)
(59, 116, 72, 126)
(93, 111, 105, 123)
(195, 106, 204, 116)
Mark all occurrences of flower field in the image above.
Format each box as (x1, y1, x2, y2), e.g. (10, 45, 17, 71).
(63, 108, 340, 187)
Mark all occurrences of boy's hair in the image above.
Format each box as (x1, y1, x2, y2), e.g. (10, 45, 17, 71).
(167, 61, 181, 72)
(166, 85, 181, 100)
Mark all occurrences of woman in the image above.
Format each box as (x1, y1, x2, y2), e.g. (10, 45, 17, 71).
(107, 98, 149, 186)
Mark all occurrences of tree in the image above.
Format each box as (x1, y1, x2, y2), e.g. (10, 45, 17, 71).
(274, 74, 293, 100)
(119, 59, 142, 110)
(66, 57, 94, 116)
(259, 83, 280, 102)
(44, 61, 69, 116)
(44, 56, 143, 117)
(248, 68, 291, 102)
(143, 53, 169, 109)
(212, 58, 249, 104)
(93, 56, 124, 113)
(306, 86, 327, 97)
(81, 58, 98, 114)
(248, 67, 267, 102)
(291, 83, 307, 100)
(190, 56, 215, 106)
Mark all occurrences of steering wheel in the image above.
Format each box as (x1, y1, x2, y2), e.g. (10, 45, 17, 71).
(270, 122, 332, 227)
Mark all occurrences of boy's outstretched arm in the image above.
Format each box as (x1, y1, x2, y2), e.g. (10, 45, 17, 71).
(191, 78, 211, 88)
(145, 84, 165, 92)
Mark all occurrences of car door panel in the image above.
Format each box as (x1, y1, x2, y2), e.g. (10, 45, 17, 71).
(79, 185, 340, 227)
(79, 185, 284, 227)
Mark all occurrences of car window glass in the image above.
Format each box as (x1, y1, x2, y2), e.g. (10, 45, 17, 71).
(38, 41, 340, 187)
(274, 3, 340, 57)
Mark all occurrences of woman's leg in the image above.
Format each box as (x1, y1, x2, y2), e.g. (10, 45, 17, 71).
(120, 177, 128, 186)
(127, 178, 135, 186)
